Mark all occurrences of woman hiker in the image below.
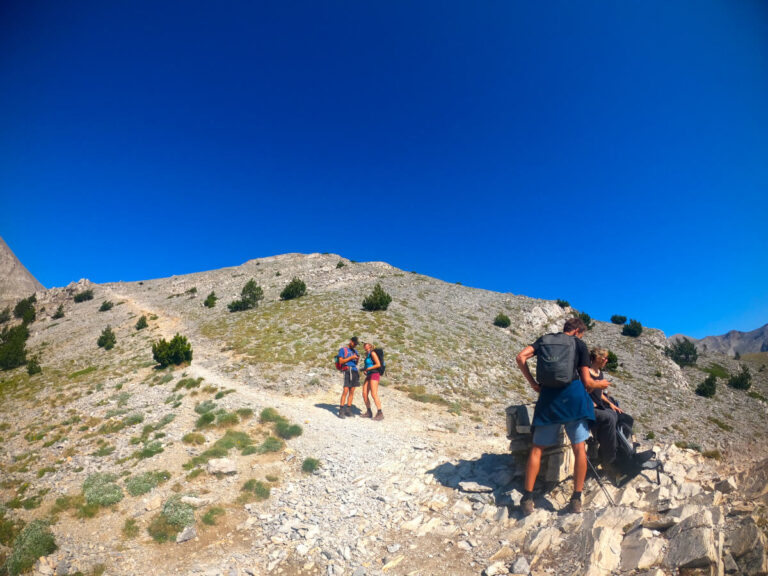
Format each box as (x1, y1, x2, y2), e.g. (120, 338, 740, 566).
(361, 342, 384, 420)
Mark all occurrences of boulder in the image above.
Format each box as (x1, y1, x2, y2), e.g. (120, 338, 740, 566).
(176, 525, 197, 543)
(730, 518, 768, 575)
(714, 476, 738, 494)
(585, 526, 623, 576)
(484, 561, 508, 576)
(207, 458, 237, 475)
(511, 556, 530, 575)
(665, 509, 717, 569)
(459, 481, 494, 493)
(621, 527, 664, 570)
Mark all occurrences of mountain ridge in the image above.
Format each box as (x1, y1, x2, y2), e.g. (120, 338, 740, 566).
(0, 236, 44, 306)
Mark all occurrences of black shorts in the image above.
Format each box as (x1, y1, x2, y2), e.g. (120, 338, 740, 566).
(343, 370, 360, 388)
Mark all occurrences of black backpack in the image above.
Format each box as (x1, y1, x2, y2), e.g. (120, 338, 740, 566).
(371, 348, 386, 376)
(536, 333, 577, 388)
(615, 419, 661, 484)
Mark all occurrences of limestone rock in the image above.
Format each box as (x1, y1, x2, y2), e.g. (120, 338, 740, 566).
(621, 528, 664, 570)
(730, 517, 768, 576)
(585, 526, 623, 576)
(484, 561, 508, 576)
(459, 481, 494, 493)
(665, 509, 717, 568)
(207, 458, 237, 475)
(177, 525, 197, 543)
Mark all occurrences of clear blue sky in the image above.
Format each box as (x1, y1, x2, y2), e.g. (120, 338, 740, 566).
(1, 1, 767, 339)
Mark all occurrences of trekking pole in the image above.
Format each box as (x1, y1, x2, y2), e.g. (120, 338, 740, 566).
(586, 455, 615, 507)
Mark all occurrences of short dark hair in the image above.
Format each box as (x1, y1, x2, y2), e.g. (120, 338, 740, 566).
(350, 336, 359, 345)
(564, 318, 587, 333)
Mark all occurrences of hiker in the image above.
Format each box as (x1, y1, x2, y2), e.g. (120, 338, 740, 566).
(588, 348, 631, 472)
(361, 342, 384, 420)
(337, 336, 360, 418)
(515, 317, 609, 514)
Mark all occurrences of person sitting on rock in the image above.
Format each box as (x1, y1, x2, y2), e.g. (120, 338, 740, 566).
(515, 318, 609, 515)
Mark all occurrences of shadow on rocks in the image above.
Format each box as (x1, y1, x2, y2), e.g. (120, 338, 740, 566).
(314, 403, 365, 417)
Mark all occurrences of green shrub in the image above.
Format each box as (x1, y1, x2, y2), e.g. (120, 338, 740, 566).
(182, 432, 206, 445)
(174, 377, 203, 391)
(195, 412, 215, 428)
(280, 278, 307, 301)
(228, 279, 263, 312)
(236, 408, 254, 419)
(556, 299, 569, 308)
(605, 350, 619, 372)
(215, 411, 239, 427)
(493, 313, 511, 328)
(362, 283, 392, 311)
(97, 326, 117, 350)
(622, 319, 643, 337)
(125, 470, 171, 496)
(203, 291, 218, 308)
(74, 289, 94, 303)
(0, 509, 22, 546)
(241, 479, 270, 501)
(2, 520, 57, 576)
(13, 295, 36, 324)
(122, 518, 139, 538)
(728, 366, 752, 391)
(695, 374, 717, 398)
(257, 436, 284, 454)
(578, 312, 594, 330)
(610, 315, 626, 325)
(99, 300, 114, 312)
(135, 315, 148, 330)
(135, 441, 164, 459)
(701, 363, 729, 379)
(148, 495, 194, 543)
(259, 407, 283, 423)
(52, 304, 65, 320)
(152, 334, 193, 367)
(0, 307, 10, 324)
(202, 507, 225, 525)
(275, 420, 302, 439)
(0, 324, 28, 370)
(336, 261, 345, 269)
(83, 473, 124, 507)
(665, 338, 698, 367)
(194, 400, 217, 414)
(26, 355, 42, 376)
(302, 458, 321, 474)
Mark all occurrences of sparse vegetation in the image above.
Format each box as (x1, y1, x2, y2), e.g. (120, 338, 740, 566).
(621, 319, 643, 337)
(74, 289, 94, 303)
(256, 436, 284, 454)
(727, 365, 752, 391)
(125, 470, 171, 496)
(610, 315, 627, 325)
(302, 458, 321, 474)
(182, 432, 206, 445)
(26, 355, 41, 376)
(122, 518, 139, 538)
(52, 304, 65, 319)
(97, 326, 117, 350)
(148, 495, 194, 543)
(0, 307, 10, 324)
(152, 334, 193, 367)
(2, 519, 57, 576)
(83, 473, 124, 507)
(202, 507, 225, 525)
(135, 315, 148, 330)
(135, 441, 164, 459)
(556, 299, 569, 308)
(605, 350, 618, 372)
(228, 279, 263, 312)
(493, 313, 511, 328)
(183, 429, 255, 469)
(695, 374, 717, 398)
(241, 479, 270, 501)
(203, 291, 218, 308)
(336, 260, 345, 269)
(259, 408, 302, 438)
(707, 416, 733, 432)
(577, 312, 594, 330)
(280, 278, 307, 301)
(98, 300, 114, 312)
(665, 338, 698, 367)
(362, 283, 392, 311)
(701, 363, 729, 379)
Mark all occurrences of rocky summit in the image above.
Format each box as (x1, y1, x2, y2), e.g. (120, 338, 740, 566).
(0, 252, 767, 576)
(0, 236, 44, 307)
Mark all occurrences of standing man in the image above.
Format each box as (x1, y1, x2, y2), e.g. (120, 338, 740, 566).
(515, 318, 608, 514)
(338, 336, 360, 418)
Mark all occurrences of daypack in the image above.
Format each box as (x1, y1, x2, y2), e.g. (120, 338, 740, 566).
(370, 348, 386, 376)
(614, 418, 661, 485)
(536, 333, 578, 388)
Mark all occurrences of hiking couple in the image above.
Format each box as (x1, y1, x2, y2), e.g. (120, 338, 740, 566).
(337, 336, 384, 420)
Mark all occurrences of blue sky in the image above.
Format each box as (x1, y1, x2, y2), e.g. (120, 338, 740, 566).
(1, 1, 767, 339)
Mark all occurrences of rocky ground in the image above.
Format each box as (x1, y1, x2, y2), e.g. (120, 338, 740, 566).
(1, 253, 767, 575)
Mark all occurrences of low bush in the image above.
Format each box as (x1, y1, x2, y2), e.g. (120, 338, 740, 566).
(578, 312, 594, 330)
(26, 355, 42, 376)
(13, 295, 36, 324)
(275, 420, 303, 439)
(280, 278, 307, 301)
(241, 479, 270, 501)
(83, 473, 124, 507)
(695, 374, 717, 398)
(610, 315, 627, 325)
(0, 307, 10, 324)
(493, 313, 511, 328)
(302, 458, 321, 474)
(122, 518, 139, 538)
(215, 411, 239, 427)
(605, 350, 619, 372)
(728, 366, 752, 391)
(195, 412, 215, 428)
(74, 289, 94, 303)
(236, 407, 254, 419)
(259, 407, 283, 423)
(336, 261, 345, 269)
(125, 470, 171, 496)
(0, 324, 28, 370)
(203, 291, 218, 308)
(135, 315, 148, 330)
(152, 334, 193, 367)
(2, 520, 57, 576)
(148, 495, 194, 543)
(257, 436, 284, 454)
(182, 432, 206, 445)
(52, 304, 65, 319)
(174, 377, 203, 391)
(99, 300, 114, 312)
(665, 338, 698, 367)
(362, 283, 392, 311)
(228, 279, 263, 312)
(135, 441, 164, 459)
(556, 299, 569, 308)
(622, 319, 643, 337)
(202, 507, 225, 525)
(97, 326, 117, 350)
(194, 400, 217, 414)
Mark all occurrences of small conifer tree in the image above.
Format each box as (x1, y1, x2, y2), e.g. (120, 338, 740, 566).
(610, 315, 627, 325)
(665, 338, 698, 367)
(228, 279, 263, 312)
(493, 313, 511, 328)
(622, 319, 643, 337)
(152, 334, 193, 367)
(727, 366, 752, 391)
(362, 283, 392, 311)
(27, 355, 42, 376)
(52, 304, 65, 319)
(605, 350, 619, 372)
(556, 299, 569, 309)
(203, 291, 218, 308)
(99, 300, 114, 312)
(135, 315, 148, 330)
(0, 324, 29, 370)
(97, 326, 117, 350)
(0, 307, 10, 324)
(695, 374, 716, 398)
(73, 289, 94, 303)
(280, 278, 307, 301)
(578, 312, 594, 330)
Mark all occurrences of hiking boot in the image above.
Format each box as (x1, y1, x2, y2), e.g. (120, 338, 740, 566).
(338, 406, 346, 419)
(373, 410, 384, 421)
(568, 498, 582, 514)
(344, 405, 353, 417)
(520, 498, 534, 516)
(361, 408, 373, 418)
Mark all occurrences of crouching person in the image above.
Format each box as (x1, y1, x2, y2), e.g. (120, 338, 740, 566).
(515, 318, 608, 515)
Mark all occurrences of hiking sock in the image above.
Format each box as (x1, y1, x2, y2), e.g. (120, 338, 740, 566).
(571, 491, 582, 501)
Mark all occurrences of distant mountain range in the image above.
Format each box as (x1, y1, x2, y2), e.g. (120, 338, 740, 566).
(0, 236, 44, 306)
(669, 323, 768, 355)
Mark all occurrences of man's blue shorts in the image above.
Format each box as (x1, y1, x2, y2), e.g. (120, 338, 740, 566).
(532, 419, 590, 447)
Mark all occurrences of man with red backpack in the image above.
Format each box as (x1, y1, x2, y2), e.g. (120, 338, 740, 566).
(337, 336, 360, 418)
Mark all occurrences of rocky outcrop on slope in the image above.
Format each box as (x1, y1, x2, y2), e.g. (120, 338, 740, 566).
(0, 236, 44, 306)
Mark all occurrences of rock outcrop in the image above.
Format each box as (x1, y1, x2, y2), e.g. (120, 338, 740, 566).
(0, 235, 44, 306)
